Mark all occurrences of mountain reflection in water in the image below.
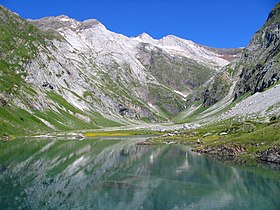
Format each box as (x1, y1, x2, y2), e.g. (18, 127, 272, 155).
(0, 137, 280, 210)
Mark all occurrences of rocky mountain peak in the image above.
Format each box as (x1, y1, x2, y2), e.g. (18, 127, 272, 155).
(0, 4, 247, 135)
(78, 18, 105, 31)
(57, 15, 71, 21)
(29, 15, 78, 30)
(82, 18, 101, 26)
(0, 3, 278, 136)
(201, 2, 280, 108)
(30, 15, 105, 32)
(266, 3, 280, 23)
(136, 32, 156, 43)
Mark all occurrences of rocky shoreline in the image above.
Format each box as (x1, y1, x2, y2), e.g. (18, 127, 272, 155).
(140, 135, 280, 168)
(257, 147, 280, 164)
(194, 144, 247, 157)
(194, 144, 280, 169)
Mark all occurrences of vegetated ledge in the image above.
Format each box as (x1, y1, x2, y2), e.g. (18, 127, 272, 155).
(194, 144, 280, 169)
(144, 116, 280, 169)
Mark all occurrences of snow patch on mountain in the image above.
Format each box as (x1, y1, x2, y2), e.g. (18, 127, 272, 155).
(23, 14, 240, 123)
(135, 33, 229, 69)
(31, 15, 230, 70)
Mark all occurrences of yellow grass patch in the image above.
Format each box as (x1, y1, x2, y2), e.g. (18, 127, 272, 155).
(83, 132, 131, 137)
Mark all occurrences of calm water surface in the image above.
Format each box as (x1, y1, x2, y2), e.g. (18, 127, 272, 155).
(0, 136, 280, 210)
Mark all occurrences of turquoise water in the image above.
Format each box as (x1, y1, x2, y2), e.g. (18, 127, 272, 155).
(0, 137, 280, 210)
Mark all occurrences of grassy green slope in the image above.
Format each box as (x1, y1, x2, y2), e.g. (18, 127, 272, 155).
(0, 6, 122, 136)
(152, 117, 280, 164)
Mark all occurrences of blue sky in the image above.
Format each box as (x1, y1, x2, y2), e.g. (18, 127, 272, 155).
(0, 0, 278, 48)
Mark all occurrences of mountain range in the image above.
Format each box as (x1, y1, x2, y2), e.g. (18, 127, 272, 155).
(0, 3, 279, 136)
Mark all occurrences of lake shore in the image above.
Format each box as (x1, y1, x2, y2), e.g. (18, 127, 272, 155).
(144, 118, 280, 168)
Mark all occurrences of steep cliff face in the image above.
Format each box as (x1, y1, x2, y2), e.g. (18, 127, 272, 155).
(202, 3, 280, 107)
(1, 3, 278, 135)
(0, 5, 238, 135)
(233, 3, 280, 99)
(28, 15, 227, 119)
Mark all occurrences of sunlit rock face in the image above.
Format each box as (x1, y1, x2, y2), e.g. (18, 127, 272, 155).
(201, 3, 280, 108)
(0, 4, 241, 135)
(232, 4, 280, 98)
(27, 14, 233, 119)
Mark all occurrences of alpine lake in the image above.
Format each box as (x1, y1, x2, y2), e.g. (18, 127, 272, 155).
(0, 135, 280, 210)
